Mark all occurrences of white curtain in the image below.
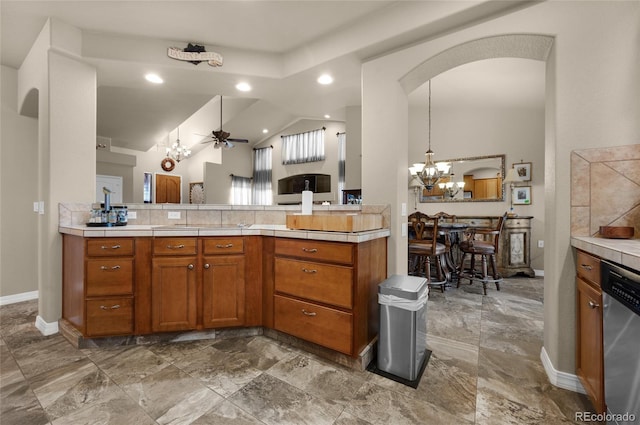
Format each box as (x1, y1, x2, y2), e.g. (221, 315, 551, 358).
(231, 175, 252, 205)
(281, 128, 325, 164)
(252, 147, 273, 205)
(337, 132, 346, 204)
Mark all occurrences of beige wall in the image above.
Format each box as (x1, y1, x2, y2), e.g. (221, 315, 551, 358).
(409, 101, 546, 271)
(0, 66, 39, 299)
(9, 19, 97, 332)
(361, 1, 639, 379)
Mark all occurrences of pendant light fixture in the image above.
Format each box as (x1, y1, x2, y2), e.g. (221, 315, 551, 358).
(166, 127, 191, 162)
(417, 80, 449, 191)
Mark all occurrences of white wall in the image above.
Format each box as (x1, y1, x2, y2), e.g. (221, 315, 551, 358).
(203, 143, 253, 204)
(0, 66, 39, 298)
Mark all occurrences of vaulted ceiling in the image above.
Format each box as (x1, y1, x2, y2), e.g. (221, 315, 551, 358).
(1, 1, 544, 152)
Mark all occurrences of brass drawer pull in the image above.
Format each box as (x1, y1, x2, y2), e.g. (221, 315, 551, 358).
(101, 244, 121, 250)
(581, 264, 593, 271)
(588, 301, 600, 309)
(215, 243, 234, 249)
(100, 265, 121, 271)
(302, 268, 317, 274)
(100, 304, 121, 310)
(301, 309, 317, 316)
(166, 244, 185, 249)
(302, 248, 318, 253)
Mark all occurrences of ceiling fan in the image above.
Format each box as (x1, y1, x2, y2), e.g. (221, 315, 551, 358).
(200, 95, 249, 149)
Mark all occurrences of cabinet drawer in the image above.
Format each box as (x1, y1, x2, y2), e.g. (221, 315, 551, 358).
(203, 237, 244, 255)
(576, 250, 601, 285)
(86, 259, 133, 296)
(504, 218, 530, 228)
(275, 258, 353, 309)
(86, 297, 133, 336)
(86, 239, 134, 257)
(274, 295, 353, 355)
(153, 237, 197, 255)
(275, 238, 353, 264)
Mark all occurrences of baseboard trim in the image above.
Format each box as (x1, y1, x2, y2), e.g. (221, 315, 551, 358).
(534, 269, 544, 277)
(0, 290, 38, 306)
(540, 346, 585, 394)
(35, 315, 59, 336)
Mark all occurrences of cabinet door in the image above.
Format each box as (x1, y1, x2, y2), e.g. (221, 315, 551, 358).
(151, 256, 197, 332)
(576, 276, 605, 413)
(202, 255, 245, 328)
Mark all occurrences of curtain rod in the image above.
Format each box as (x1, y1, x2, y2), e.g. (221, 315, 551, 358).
(229, 174, 252, 179)
(281, 127, 326, 138)
(336, 131, 346, 136)
(253, 145, 273, 151)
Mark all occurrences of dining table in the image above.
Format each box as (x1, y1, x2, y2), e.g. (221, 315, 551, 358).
(434, 222, 469, 283)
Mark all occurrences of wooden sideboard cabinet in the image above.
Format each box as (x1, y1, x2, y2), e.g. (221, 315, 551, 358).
(575, 249, 605, 414)
(272, 237, 387, 357)
(498, 216, 535, 277)
(62, 235, 135, 337)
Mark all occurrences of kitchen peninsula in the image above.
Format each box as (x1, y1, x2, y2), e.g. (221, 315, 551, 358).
(59, 203, 390, 370)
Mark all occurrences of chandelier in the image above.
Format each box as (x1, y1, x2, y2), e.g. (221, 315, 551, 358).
(416, 80, 449, 191)
(436, 163, 464, 199)
(166, 127, 191, 162)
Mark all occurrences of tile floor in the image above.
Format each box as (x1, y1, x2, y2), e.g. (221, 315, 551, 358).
(1, 277, 598, 424)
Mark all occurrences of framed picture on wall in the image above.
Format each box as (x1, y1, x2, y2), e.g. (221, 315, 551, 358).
(513, 162, 532, 181)
(513, 186, 532, 205)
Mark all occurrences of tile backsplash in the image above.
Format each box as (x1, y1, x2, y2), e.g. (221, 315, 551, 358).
(571, 144, 640, 237)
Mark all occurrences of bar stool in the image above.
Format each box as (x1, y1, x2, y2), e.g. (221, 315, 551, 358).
(458, 213, 507, 295)
(408, 212, 448, 292)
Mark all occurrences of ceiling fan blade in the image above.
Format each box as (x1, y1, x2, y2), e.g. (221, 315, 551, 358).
(226, 138, 249, 143)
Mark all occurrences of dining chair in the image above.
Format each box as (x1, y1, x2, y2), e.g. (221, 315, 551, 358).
(457, 212, 508, 295)
(408, 212, 448, 292)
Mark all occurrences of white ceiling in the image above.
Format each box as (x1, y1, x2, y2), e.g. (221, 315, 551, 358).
(1, 1, 544, 152)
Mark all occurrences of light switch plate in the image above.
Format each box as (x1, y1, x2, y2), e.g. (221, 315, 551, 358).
(401, 203, 407, 217)
(128, 211, 137, 219)
(168, 211, 181, 219)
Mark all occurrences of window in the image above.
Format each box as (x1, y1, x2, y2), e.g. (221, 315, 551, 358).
(281, 128, 325, 164)
(337, 132, 346, 204)
(252, 147, 272, 205)
(231, 175, 252, 205)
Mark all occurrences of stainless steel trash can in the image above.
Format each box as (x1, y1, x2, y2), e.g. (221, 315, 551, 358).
(377, 275, 428, 381)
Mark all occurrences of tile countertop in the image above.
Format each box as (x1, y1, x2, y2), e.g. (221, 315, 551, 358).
(571, 236, 640, 271)
(59, 224, 391, 244)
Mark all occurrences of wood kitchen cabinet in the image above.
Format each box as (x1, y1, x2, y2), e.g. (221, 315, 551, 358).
(271, 237, 387, 357)
(575, 249, 605, 414)
(202, 238, 246, 328)
(62, 235, 135, 337)
(151, 236, 250, 332)
(151, 237, 198, 332)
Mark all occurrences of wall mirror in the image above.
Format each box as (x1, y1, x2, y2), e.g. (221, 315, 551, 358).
(415, 154, 505, 202)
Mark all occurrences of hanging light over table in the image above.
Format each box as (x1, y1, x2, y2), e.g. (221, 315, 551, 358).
(416, 80, 449, 191)
(166, 127, 191, 162)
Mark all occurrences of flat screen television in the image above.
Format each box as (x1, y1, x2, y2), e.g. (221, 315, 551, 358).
(278, 174, 330, 194)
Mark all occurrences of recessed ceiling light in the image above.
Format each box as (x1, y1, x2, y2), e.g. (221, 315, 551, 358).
(145, 73, 163, 84)
(235, 82, 251, 92)
(262, 129, 269, 134)
(317, 74, 333, 85)
(324, 114, 331, 119)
